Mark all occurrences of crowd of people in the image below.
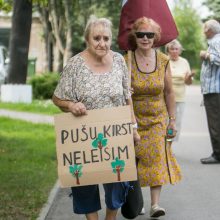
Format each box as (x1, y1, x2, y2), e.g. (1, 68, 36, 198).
(52, 15, 220, 220)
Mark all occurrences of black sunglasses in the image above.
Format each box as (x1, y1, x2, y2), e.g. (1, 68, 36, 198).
(135, 32, 155, 39)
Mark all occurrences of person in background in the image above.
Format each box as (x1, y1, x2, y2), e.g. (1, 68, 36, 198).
(124, 17, 182, 218)
(200, 19, 220, 164)
(165, 39, 195, 141)
(52, 17, 140, 220)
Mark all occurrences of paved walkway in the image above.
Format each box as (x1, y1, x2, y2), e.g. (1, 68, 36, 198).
(0, 109, 54, 124)
(1, 85, 220, 220)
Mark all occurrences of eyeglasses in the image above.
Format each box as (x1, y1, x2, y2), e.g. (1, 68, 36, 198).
(135, 32, 155, 39)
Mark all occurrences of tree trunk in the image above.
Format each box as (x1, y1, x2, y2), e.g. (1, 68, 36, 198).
(38, 5, 54, 72)
(50, 0, 65, 55)
(8, 0, 32, 84)
(56, 50, 63, 73)
(75, 172, 80, 185)
(98, 141, 102, 149)
(48, 39, 54, 72)
(116, 166, 121, 181)
(63, 0, 73, 65)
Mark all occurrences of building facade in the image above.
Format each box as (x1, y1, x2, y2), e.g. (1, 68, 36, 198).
(0, 13, 46, 74)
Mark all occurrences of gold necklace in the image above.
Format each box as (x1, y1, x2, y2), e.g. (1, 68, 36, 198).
(140, 56, 154, 67)
(136, 50, 154, 67)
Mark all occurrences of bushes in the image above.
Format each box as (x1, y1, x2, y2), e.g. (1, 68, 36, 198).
(28, 72, 60, 99)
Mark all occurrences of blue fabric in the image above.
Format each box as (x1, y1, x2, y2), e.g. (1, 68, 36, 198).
(103, 182, 130, 210)
(200, 34, 220, 94)
(71, 182, 129, 214)
(71, 184, 101, 214)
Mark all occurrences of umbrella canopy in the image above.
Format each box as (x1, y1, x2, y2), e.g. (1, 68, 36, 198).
(118, 0, 178, 50)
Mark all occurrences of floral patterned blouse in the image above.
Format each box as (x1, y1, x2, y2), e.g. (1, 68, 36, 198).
(54, 52, 130, 110)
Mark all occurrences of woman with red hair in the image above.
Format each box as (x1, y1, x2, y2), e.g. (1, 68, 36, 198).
(124, 17, 182, 218)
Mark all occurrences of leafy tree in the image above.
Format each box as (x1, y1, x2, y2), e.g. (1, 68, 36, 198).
(1, 0, 122, 82)
(69, 164, 83, 185)
(71, 0, 121, 53)
(173, 0, 205, 70)
(97, 0, 121, 51)
(92, 133, 108, 150)
(34, 0, 74, 71)
(203, 0, 220, 20)
(35, 0, 121, 71)
(35, 1, 54, 72)
(0, 0, 12, 11)
(111, 157, 125, 181)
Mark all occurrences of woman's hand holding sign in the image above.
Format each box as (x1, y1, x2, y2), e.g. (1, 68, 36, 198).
(68, 102, 87, 116)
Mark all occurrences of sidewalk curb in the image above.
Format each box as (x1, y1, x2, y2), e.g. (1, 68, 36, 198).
(37, 180, 60, 220)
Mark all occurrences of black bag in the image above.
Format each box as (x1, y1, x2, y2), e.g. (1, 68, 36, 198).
(121, 180, 144, 219)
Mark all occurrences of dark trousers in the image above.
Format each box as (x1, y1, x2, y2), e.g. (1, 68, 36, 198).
(204, 93, 220, 160)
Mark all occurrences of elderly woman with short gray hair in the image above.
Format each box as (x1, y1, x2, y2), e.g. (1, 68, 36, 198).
(165, 39, 194, 141)
(52, 17, 140, 220)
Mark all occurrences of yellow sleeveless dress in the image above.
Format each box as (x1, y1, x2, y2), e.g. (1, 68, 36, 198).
(125, 50, 182, 187)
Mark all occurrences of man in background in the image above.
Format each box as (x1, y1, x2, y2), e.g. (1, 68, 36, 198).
(200, 19, 220, 164)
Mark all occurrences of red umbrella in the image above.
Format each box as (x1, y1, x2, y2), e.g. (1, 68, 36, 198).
(118, 0, 178, 50)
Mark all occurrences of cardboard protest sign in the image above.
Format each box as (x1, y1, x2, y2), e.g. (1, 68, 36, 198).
(54, 106, 137, 188)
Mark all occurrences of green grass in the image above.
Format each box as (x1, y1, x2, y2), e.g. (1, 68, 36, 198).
(0, 117, 57, 220)
(0, 100, 61, 115)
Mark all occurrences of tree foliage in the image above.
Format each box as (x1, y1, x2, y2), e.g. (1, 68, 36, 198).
(203, 0, 220, 20)
(69, 0, 121, 52)
(33, 0, 121, 71)
(1, 0, 122, 83)
(173, 0, 205, 69)
(0, 0, 12, 12)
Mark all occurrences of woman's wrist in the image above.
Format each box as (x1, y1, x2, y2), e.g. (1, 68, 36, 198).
(168, 120, 176, 129)
(68, 101, 76, 111)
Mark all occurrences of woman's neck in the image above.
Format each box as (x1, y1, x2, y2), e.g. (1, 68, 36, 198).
(170, 56, 179, 61)
(85, 48, 109, 64)
(135, 48, 154, 58)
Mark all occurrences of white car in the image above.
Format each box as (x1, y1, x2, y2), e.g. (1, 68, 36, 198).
(0, 45, 9, 85)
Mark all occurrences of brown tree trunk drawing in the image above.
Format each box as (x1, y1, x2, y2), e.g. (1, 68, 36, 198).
(74, 171, 80, 185)
(116, 166, 121, 181)
(98, 141, 102, 149)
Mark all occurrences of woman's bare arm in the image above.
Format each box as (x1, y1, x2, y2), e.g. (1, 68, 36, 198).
(164, 63, 176, 136)
(52, 95, 87, 116)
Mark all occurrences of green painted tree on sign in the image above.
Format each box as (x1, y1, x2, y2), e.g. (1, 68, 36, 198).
(111, 157, 125, 181)
(92, 133, 108, 150)
(69, 164, 83, 185)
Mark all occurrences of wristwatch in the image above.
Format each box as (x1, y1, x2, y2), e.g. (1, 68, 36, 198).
(132, 123, 138, 129)
(169, 116, 176, 121)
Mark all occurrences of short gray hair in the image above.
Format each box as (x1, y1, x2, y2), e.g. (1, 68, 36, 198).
(165, 39, 183, 54)
(84, 16, 112, 41)
(205, 19, 220, 34)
